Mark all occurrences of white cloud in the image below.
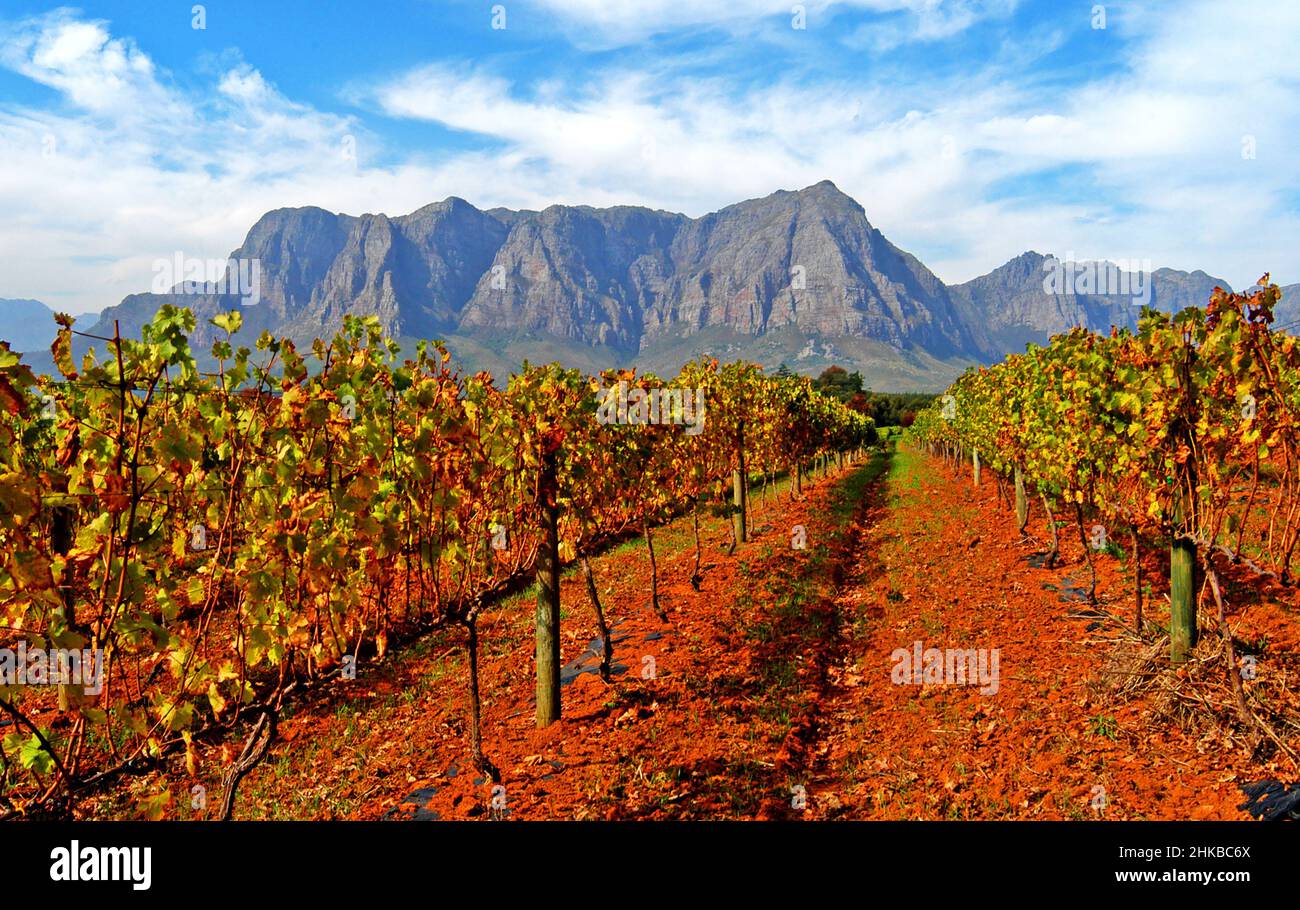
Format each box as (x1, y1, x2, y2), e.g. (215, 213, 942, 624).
(371, 0, 1300, 290)
(522, 0, 1015, 47)
(0, 11, 165, 116)
(0, 11, 407, 314)
(843, 0, 1017, 52)
(0, 1, 1297, 319)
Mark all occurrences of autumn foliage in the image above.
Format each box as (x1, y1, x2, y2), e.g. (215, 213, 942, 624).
(0, 306, 873, 814)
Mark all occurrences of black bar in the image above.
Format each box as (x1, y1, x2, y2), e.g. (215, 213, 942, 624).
(2, 820, 1283, 899)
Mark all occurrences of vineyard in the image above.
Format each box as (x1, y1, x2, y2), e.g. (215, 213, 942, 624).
(0, 305, 874, 818)
(7, 0, 1299, 891)
(910, 278, 1300, 767)
(3, 285, 1299, 823)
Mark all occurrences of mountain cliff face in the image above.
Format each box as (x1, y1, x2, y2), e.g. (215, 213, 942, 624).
(949, 252, 1232, 358)
(73, 181, 981, 385)
(458, 203, 685, 351)
(642, 181, 973, 356)
(42, 182, 1276, 390)
(447, 182, 976, 358)
(87, 198, 509, 353)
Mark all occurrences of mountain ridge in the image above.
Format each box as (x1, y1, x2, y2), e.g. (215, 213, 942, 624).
(0, 298, 69, 354)
(6, 183, 1288, 390)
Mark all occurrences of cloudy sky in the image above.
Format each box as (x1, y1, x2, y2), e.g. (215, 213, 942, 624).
(0, 0, 1296, 315)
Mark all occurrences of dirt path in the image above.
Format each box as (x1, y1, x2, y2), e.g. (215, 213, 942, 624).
(804, 446, 1297, 820)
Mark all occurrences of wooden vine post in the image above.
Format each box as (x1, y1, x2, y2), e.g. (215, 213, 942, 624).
(535, 441, 562, 727)
(1170, 491, 1197, 664)
(1013, 464, 1028, 533)
(1170, 338, 1199, 665)
(732, 423, 748, 544)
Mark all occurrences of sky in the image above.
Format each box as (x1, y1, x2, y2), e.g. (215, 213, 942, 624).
(0, 0, 1296, 315)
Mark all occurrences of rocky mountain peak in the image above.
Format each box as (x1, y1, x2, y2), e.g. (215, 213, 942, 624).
(14, 183, 1254, 390)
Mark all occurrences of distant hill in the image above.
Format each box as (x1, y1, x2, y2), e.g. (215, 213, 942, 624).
(0, 298, 60, 353)
(948, 253, 1232, 359)
(1275, 283, 1300, 328)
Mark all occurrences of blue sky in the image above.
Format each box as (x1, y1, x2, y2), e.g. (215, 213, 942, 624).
(0, 0, 1296, 314)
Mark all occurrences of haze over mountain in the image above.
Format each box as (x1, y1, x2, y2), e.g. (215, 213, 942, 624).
(1277, 285, 1300, 327)
(8, 182, 1288, 390)
(0, 298, 61, 353)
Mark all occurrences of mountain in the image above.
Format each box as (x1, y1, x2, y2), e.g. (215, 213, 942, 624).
(1274, 283, 1300, 328)
(65, 182, 978, 389)
(0, 298, 61, 353)
(56, 183, 1269, 390)
(949, 252, 1232, 358)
